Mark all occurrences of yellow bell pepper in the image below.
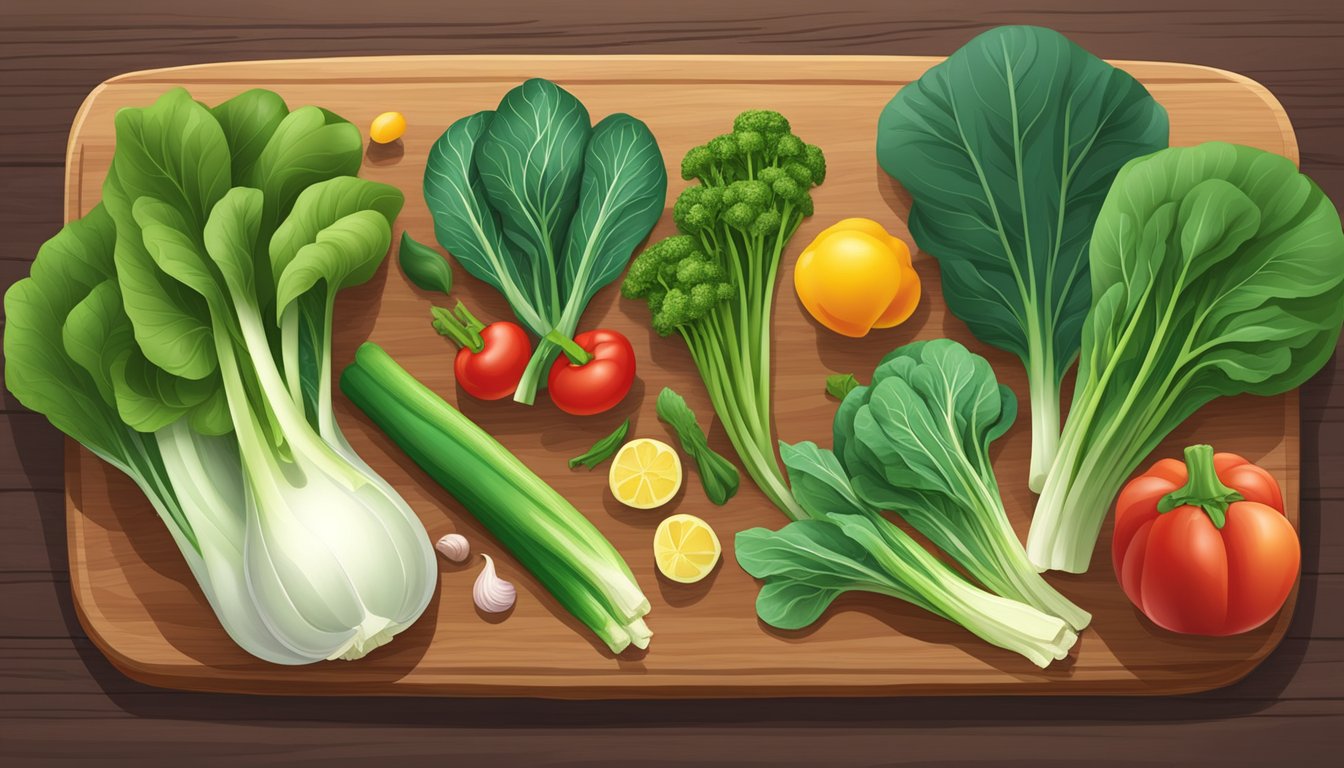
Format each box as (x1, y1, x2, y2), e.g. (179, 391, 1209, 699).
(794, 218, 921, 337)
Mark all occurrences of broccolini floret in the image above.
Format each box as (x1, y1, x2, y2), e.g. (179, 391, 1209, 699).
(623, 110, 824, 520)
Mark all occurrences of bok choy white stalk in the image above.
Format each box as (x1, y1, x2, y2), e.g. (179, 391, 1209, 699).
(4, 88, 436, 664)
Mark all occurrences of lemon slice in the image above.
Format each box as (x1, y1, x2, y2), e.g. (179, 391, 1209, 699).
(609, 438, 683, 509)
(653, 514, 722, 583)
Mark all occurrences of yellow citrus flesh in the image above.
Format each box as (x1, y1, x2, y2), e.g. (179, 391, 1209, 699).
(608, 438, 683, 510)
(653, 514, 721, 583)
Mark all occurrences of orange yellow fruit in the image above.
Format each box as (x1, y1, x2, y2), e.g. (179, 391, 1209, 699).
(794, 218, 921, 337)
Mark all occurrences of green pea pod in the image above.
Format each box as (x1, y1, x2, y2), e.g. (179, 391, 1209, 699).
(656, 387, 740, 505)
(568, 419, 630, 470)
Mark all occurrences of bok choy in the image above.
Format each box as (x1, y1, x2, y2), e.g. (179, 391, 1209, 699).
(4, 87, 436, 664)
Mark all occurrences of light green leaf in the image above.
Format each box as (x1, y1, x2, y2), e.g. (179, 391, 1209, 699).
(275, 210, 393, 314)
(245, 105, 363, 236)
(202, 187, 266, 302)
(270, 176, 403, 285)
(212, 88, 289, 184)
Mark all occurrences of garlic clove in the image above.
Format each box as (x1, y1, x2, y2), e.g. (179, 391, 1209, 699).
(473, 554, 516, 614)
(434, 533, 470, 563)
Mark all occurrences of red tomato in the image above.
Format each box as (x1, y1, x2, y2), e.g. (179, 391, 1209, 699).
(1113, 444, 1299, 636)
(453, 322, 531, 401)
(546, 329, 636, 416)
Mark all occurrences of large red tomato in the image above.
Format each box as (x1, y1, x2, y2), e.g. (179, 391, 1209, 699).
(1112, 444, 1298, 636)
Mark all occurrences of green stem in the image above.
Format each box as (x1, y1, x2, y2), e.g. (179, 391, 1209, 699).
(430, 302, 485, 353)
(1158, 444, 1242, 528)
(544, 329, 592, 366)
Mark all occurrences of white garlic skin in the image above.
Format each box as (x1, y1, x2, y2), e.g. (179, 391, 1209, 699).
(435, 533, 470, 563)
(473, 554, 516, 613)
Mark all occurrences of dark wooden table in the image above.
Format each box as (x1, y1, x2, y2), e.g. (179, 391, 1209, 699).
(2, 1, 1340, 764)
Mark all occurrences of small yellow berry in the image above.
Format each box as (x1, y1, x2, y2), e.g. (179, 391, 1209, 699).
(369, 111, 406, 144)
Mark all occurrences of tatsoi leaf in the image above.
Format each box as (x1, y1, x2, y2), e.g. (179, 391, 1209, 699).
(559, 114, 668, 311)
(423, 111, 547, 334)
(876, 25, 1169, 491)
(476, 78, 591, 313)
(212, 88, 289, 184)
(1030, 142, 1344, 573)
(825, 373, 860, 400)
(398, 231, 453, 295)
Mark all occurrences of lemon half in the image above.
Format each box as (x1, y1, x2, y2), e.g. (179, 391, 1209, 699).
(653, 514, 721, 583)
(609, 438, 682, 509)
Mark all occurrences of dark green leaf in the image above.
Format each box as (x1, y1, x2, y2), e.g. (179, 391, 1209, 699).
(398, 231, 453, 295)
(655, 387, 739, 504)
(567, 419, 629, 470)
(876, 25, 1169, 485)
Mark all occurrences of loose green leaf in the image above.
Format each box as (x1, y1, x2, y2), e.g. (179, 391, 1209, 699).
(825, 373, 860, 400)
(876, 25, 1170, 491)
(567, 419, 630, 470)
(655, 387, 739, 505)
(1029, 142, 1344, 572)
(398, 231, 453, 295)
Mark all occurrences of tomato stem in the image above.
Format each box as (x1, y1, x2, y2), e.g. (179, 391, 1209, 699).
(1157, 444, 1243, 528)
(544, 329, 592, 367)
(430, 302, 485, 354)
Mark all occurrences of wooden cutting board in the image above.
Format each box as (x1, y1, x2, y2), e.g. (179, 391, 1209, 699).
(64, 55, 1299, 697)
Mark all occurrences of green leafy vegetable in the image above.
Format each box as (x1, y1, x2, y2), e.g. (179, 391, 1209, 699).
(341, 343, 652, 653)
(825, 373, 860, 400)
(736, 442, 1077, 668)
(876, 25, 1169, 491)
(655, 387, 740, 505)
(423, 79, 667, 404)
(398, 231, 453, 294)
(832, 339, 1089, 629)
(1028, 142, 1344, 572)
(623, 110, 825, 520)
(5, 87, 436, 665)
(569, 419, 630, 470)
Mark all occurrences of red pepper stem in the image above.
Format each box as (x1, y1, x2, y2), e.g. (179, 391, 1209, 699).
(429, 305, 484, 354)
(1156, 444, 1243, 529)
(544, 329, 592, 367)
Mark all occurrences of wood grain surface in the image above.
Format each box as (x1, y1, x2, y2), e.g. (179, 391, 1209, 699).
(62, 54, 1302, 698)
(3, 1, 1342, 764)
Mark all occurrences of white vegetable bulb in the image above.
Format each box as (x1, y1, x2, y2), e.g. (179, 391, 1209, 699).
(241, 429, 437, 661)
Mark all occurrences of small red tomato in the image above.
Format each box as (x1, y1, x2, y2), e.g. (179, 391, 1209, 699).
(1113, 444, 1299, 636)
(431, 302, 531, 400)
(546, 329, 636, 416)
(454, 321, 531, 400)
